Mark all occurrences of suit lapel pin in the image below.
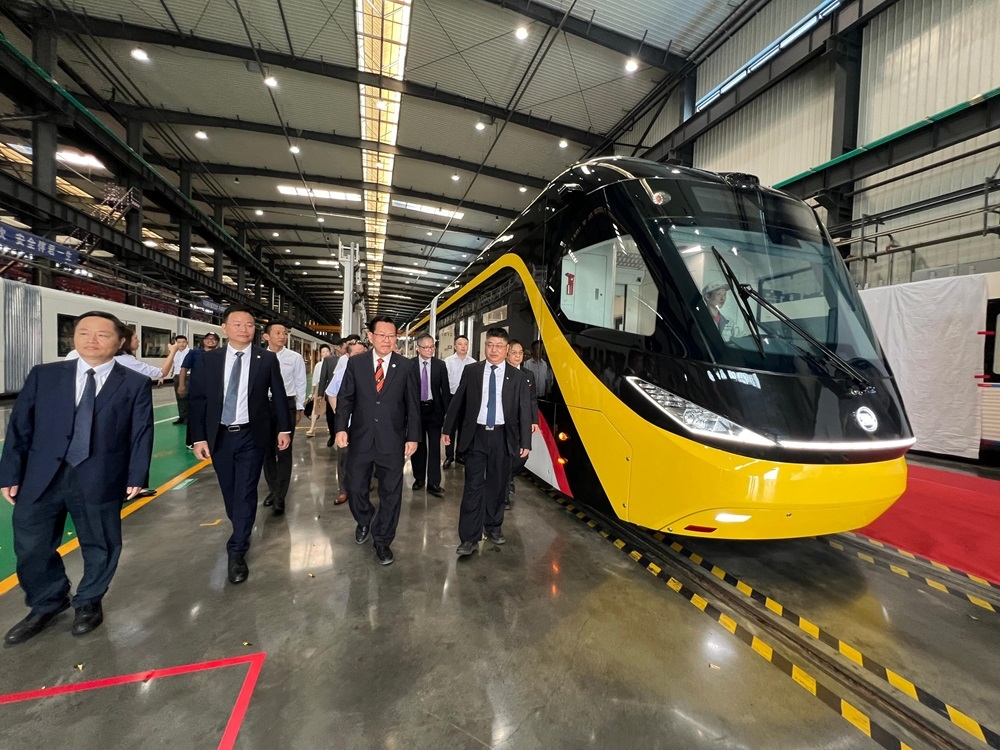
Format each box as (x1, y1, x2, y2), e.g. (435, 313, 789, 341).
(391, 363, 396, 368)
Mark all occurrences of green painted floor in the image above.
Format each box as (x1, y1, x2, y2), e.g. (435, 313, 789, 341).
(0, 401, 201, 582)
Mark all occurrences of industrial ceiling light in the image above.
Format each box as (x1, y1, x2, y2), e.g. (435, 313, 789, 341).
(264, 76, 278, 87)
(558, 139, 568, 148)
(451, 173, 460, 181)
(130, 48, 149, 62)
(475, 121, 486, 131)
(142, 239, 158, 248)
(625, 58, 639, 73)
(272, 232, 279, 237)
(289, 145, 300, 155)
(317, 217, 325, 223)
(255, 209, 264, 216)
(515, 26, 528, 40)
(294, 261, 301, 265)
(426, 231, 433, 236)
(195, 130, 208, 140)
(284, 248, 291, 253)
(519, 186, 527, 193)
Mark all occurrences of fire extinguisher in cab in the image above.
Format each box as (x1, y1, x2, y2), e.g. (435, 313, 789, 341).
(565, 272, 575, 295)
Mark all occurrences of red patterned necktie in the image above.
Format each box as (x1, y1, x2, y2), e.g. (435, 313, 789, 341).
(375, 358, 385, 392)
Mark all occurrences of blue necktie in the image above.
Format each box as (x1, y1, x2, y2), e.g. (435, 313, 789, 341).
(66, 369, 96, 467)
(487, 365, 497, 428)
(222, 351, 244, 425)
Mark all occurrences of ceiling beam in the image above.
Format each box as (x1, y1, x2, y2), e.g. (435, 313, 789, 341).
(258, 236, 477, 255)
(34, 10, 602, 146)
(76, 97, 551, 190)
(237, 220, 491, 242)
(477, 0, 687, 73)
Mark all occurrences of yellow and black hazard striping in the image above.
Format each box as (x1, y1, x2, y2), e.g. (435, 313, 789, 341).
(815, 536, 998, 614)
(544, 493, 915, 750)
(844, 531, 998, 591)
(656, 532, 1000, 749)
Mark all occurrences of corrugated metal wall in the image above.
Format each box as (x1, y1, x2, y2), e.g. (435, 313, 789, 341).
(851, 0, 1000, 287)
(3, 279, 42, 392)
(692, 61, 835, 186)
(614, 88, 684, 155)
(696, 0, 819, 99)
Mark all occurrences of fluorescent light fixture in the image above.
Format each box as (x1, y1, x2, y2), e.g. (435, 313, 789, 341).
(193, 246, 214, 254)
(390, 199, 464, 220)
(289, 145, 300, 155)
(385, 265, 428, 275)
(558, 139, 568, 149)
(316, 259, 339, 266)
(625, 58, 638, 72)
(131, 48, 149, 62)
(515, 26, 528, 40)
(56, 150, 106, 170)
(195, 130, 208, 140)
(277, 185, 362, 202)
(264, 76, 278, 87)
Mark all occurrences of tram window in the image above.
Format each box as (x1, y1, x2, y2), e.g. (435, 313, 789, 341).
(992, 310, 1000, 375)
(141, 326, 171, 357)
(559, 235, 657, 335)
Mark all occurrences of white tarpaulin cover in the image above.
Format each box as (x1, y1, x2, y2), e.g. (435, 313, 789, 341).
(860, 275, 987, 458)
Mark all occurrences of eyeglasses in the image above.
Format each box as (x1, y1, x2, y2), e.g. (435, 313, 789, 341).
(485, 342, 508, 350)
(416, 344, 435, 351)
(370, 332, 396, 340)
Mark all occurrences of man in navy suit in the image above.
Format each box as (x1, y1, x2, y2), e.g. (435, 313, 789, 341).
(188, 305, 291, 584)
(444, 327, 532, 557)
(0, 311, 154, 645)
(335, 315, 420, 566)
(410, 334, 451, 497)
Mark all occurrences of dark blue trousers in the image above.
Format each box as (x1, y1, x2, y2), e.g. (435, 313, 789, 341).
(12, 464, 122, 614)
(211, 428, 265, 555)
(345, 448, 404, 547)
(458, 427, 511, 544)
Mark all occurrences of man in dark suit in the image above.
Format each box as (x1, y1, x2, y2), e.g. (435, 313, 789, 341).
(505, 339, 540, 510)
(410, 334, 451, 498)
(0, 311, 154, 644)
(443, 327, 532, 557)
(317, 336, 344, 446)
(335, 315, 420, 566)
(189, 304, 291, 584)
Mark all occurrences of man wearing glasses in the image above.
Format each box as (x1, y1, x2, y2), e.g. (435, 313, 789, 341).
(335, 316, 420, 566)
(444, 327, 532, 557)
(410, 335, 451, 498)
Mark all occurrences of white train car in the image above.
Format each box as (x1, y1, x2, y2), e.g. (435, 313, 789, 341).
(0, 278, 330, 396)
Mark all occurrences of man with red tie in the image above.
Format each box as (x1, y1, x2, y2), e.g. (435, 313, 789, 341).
(334, 316, 420, 566)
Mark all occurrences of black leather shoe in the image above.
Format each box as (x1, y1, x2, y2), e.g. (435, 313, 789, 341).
(228, 555, 249, 584)
(411, 481, 424, 491)
(443, 458, 453, 469)
(427, 485, 444, 498)
(71, 602, 104, 636)
(456, 541, 476, 557)
(487, 531, 506, 545)
(373, 544, 394, 566)
(272, 505, 285, 516)
(355, 525, 370, 545)
(172, 419, 185, 425)
(327, 436, 335, 447)
(504, 499, 512, 511)
(263, 496, 274, 507)
(4, 600, 70, 645)
(508, 481, 515, 496)
(456, 455, 466, 465)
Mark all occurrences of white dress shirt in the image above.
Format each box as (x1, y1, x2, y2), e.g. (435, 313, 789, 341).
(67, 349, 163, 380)
(326, 354, 350, 397)
(172, 348, 189, 376)
(75, 357, 116, 405)
(311, 360, 324, 392)
(524, 358, 552, 397)
(418, 357, 434, 400)
(222, 345, 252, 425)
(476, 360, 506, 426)
(444, 353, 476, 394)
(272, 346, 307, 410)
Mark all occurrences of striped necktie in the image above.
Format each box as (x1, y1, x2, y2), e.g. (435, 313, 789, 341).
(375, 358, 385, 392)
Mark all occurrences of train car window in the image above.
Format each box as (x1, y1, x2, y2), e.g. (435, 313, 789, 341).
(990, 303, 1000, 378)
(141, 326, 171, 358)
(56, 314, 75, 357)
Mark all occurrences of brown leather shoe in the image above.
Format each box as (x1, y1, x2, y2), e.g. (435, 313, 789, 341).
(335, 492, 348, 505)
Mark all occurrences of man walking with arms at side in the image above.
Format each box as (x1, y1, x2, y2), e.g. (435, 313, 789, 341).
(1, 311, 153, 644)
(410, 335, 451, 498)
(335, 316, 420, 566)
(443, 334, 475, 468)
(261, 322, 307, 516)
(189, 305, 291, 584)
(444, 328, 531, 557)
(171, 334, 190, 425)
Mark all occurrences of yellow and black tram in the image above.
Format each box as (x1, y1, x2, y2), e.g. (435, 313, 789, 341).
(412, 157, 914, 539)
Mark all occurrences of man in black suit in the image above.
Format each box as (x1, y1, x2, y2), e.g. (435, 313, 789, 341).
(335, 315, 420, 566)
(317, 335, 348, 446)
(505, 339, 540, 509)
(443, 327, 532, 556)
(0, 311, 154, 644)
(410, 334, 451, 498)
(189, 304, 291, 584)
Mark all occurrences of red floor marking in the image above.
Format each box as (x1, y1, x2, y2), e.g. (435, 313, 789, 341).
(0, 652, 266, 750)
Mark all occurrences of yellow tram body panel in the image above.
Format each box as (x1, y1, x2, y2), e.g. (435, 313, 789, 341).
(421, 254, 908, 540)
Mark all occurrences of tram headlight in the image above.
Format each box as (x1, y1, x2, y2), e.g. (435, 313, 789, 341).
(625, 376, 774, 447)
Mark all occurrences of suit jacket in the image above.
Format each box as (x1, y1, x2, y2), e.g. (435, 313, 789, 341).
(335, 352, 421, 454)
(412, 356, 452, 423)
(518, 365, 539, 424)
(0, 361, 154, 505)
(188, 345, 291, 452)
(443, 361, 532, 457)
(318, 353, 340, 396)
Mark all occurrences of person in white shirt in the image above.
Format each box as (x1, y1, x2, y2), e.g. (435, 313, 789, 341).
(305, 344, 332, 437)
(442, 334, 476, 468)
(325, 340, 367, 504)
(260, 322, 307, 515)
(171, 335, 190, 425)
(523, 339, 553, 398)
(66, 326, 179, 382)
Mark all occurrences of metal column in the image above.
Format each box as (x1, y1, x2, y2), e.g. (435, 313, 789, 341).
(125, 119, 144, 241)
(214, 204, 226, 284)
(178, 164, 192, 267)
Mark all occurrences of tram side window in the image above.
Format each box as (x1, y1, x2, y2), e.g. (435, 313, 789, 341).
(559, 235, 658, 336)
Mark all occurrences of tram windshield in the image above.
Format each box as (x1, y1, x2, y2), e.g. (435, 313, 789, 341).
(625, 177, 883, 374)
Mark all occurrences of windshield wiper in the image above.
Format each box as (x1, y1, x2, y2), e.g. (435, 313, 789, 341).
(710, 247, 765, 357)
(711, 248, 874, 392)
